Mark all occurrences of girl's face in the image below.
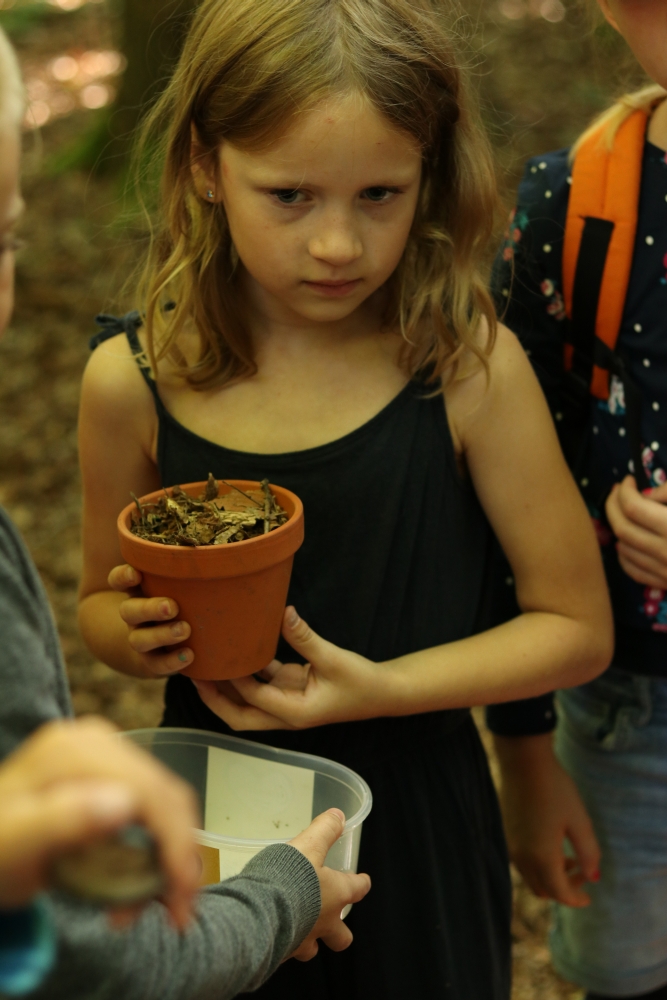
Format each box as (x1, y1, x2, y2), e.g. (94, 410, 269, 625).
(598, 0, 667, 89)
(0, 124, 23, 339)
(211, 92, 422, 330)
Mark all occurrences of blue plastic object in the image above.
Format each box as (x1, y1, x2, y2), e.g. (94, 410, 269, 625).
(0, 897, 56, 997)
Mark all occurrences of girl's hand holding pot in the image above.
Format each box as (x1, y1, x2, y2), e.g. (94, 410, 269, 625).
(108, 563, 194, 677)
(193, 607, 388, 731)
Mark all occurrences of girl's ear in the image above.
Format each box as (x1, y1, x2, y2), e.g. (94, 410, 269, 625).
(190, 123, 219, 202)
(595, 0, 620, 32)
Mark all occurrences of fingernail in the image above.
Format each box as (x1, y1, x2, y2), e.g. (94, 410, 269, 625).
(125, 567, 137, 584)
(160, 602, 173, 619)
(178, 650, 193, 664)
(171, 622, 185, 637)
(87, 784, 135, 821)
(590, 870, 601, 883)
(642, 489, 653, 497)
(286, 607, 299, 628)
(329, 808, 345, 824)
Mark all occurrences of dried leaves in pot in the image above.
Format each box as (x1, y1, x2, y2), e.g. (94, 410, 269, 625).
(129, 474, 288, 547)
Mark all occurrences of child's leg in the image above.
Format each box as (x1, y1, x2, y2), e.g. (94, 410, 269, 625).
(550, 669, 667, 998)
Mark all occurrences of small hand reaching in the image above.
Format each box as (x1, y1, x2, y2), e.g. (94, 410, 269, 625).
(287, 809, 371, 960)
(193, 606, 387, 731)
(494, 733, 600, 907)
(0, 717, 200, 927)
(606, 476, 667, 588)
(108, 563, 194, 677)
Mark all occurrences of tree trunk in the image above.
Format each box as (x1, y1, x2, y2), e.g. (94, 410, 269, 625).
(103, 0, 195, 170)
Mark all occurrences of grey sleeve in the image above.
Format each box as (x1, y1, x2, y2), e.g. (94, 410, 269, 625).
(33, 845, 320, 1000)
(0, 510, 73, 760)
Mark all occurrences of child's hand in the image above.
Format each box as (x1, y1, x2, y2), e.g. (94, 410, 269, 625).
(0, 717, 200, 926)
(193, 607, 388, 731)
(606, 476, 667, 588)
(493, 733, 600, 908)
(287, 809, 371, 960)
(108, 564, 194, 676)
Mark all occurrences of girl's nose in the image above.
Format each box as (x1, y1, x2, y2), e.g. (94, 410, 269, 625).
(308, 212, 363, 266)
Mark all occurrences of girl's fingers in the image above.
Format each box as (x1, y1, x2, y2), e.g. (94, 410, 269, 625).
(108, 564, 143, 591)
(136, 648, 194, 677)
(119, 597, 179, 627)
(617, 477, 667, 534)
(319, 923, 354, 953)
(616, 544, 667, 587)
(282, 607, 338, 665)
(608, 480, 667, 552)
(193, 680, 295, 731)
(607, 504, 666, 557)
(645, 482, 667, 504)
(262, 662, 310, 691)
(523, 856, 589, 908)
(230, 675, 312, 726)
(127, 621, 191, 653)
(292, 939, 319, 961)
(565, 809, 601, 885)
(254, 659, 283, 681)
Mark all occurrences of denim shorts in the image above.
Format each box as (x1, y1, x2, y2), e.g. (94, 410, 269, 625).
(550, 667, 667, 997)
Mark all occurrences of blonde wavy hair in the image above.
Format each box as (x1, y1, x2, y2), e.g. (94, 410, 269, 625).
(571, 83, 666, 159)
(135, 0, 499, 391)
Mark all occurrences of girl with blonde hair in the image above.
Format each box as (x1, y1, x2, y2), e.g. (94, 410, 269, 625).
(79, 1, 613, 995)
(489, 1, 667, 998)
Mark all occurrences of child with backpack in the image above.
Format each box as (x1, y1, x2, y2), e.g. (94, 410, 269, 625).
(488, 2, 667, 998)
(77, 1, 613, 996)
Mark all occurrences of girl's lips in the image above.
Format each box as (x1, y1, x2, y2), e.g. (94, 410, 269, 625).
(304, 279, 361, 297)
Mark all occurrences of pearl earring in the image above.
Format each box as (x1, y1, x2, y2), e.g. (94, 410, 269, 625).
(206, 190, 215, 200)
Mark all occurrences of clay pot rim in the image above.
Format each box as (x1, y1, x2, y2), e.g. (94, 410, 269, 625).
(117, 479, 303, 555)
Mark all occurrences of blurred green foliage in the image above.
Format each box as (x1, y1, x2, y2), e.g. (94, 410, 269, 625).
(472, 0, 647, 188)
(0, 2, 56, 39)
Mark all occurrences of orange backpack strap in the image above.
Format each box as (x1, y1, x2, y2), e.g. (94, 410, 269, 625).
(562, 109, 648, 400)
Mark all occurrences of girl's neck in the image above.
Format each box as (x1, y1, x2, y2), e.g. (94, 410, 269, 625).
(648, 97, 667, 152)
(243, 270, 389, 358)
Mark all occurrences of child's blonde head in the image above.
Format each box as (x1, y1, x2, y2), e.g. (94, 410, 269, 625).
(0, 27, 24, 129)
(138, 0, 498, 390)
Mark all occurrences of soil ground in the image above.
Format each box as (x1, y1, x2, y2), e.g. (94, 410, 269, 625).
(0, 2, 644, 997)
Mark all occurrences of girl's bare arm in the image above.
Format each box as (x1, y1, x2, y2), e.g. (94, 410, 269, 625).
(77, 334, 192, 678)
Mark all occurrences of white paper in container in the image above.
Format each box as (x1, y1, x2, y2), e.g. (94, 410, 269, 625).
(126, 728, 372, 890)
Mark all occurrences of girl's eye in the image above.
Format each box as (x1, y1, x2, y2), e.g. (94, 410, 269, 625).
(362, 187, 399, 203)
(272, 189, 305, 205)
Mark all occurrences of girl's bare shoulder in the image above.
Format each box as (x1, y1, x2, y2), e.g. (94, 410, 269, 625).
(444, 321, 534, 451)
(82, 331, 156, 430)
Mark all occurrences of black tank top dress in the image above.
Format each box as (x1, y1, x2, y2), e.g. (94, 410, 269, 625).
(93, 314, 511, 1000)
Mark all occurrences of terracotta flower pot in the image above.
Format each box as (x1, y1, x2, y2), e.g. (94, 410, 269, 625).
(117, 480, 304, 681)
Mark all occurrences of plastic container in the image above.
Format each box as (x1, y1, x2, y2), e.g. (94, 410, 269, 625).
(117, 480, 304, 681)
(127, 728, 372, 892)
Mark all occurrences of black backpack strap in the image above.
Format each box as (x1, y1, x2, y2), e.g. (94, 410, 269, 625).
(561, 217, 648, 491)
(569, 217, 615, 387)
(595, 340, 649, 491)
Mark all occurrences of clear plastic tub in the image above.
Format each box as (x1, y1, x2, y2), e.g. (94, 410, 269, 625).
(127, 728, 372, 889)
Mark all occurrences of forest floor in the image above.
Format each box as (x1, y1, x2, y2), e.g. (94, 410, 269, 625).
(0, 1, 644, 997)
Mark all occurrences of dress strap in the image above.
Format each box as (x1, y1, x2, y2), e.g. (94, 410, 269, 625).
(90, 310, 159, 399)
